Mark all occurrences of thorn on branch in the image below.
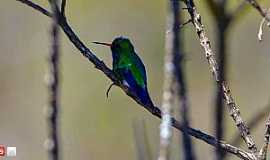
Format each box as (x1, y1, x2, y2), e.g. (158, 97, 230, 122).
(179, 19, 192, 29)
(166, 19, 192, 34)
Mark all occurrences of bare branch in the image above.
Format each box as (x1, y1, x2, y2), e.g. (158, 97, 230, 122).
(14, 1, 257, 159)
(159, 1, 175, 157)
(172, 1, 196, 160)
(16, 0, 52, 17)
(244, 0, 270, 22)
(159, 0, 195, 159)
(172, 119, 256, 160)
(258, 117, 270, 160)
(165, 19, 192, 34)
(45, 0, 61, 160)
(230, 103, 270, 147)
(61, 0, 66, 16)
(180, 19, 192, 28)
(183, 0, 258, 153)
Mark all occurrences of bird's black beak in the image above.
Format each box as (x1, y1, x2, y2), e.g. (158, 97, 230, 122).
(92, 41, 112, 47)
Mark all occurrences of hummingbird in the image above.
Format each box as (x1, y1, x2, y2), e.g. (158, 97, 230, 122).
(93, 37, 154, 106)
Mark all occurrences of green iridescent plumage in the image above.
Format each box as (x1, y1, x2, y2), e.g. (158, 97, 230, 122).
(94, 37, 153, 106)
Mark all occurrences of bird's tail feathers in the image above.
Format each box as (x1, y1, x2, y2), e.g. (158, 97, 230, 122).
(137, 87, 154, 107)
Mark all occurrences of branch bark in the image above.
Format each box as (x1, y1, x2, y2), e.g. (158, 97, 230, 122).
(183, 0, 258, 153)
(258, 116, 270, 160)
(45, 0, 61, 160)
(230, 103, 270, 147)
(244, 0, 270, 22)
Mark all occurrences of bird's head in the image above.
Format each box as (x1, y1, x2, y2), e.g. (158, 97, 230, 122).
(93, 36, 134, 55)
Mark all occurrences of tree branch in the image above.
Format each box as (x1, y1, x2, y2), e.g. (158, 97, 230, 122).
(173, 1, 196, 159)
(230, 103, 270, 147)
(158, 0, 176, 159)
(244, 0, 270, 21)
(159, 1, 195, 160)
(16, 0, 52, 17)
(45, 0, 61, 160)
(14, 0, 257, 159)
(61, 0, 66, 16)
(183, 0, 258, 153)
(258, 116, 270, 160)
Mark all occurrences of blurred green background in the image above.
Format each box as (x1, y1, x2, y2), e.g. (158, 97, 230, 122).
(1, 0, 270, 159)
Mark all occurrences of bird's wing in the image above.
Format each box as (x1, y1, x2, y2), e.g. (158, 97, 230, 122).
(130, 53, 147, 87)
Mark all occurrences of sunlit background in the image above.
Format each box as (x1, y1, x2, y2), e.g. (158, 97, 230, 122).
(1, 1, 270, 159)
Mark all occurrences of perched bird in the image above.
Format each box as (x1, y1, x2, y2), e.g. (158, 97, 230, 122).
(93, 37, 153, 106)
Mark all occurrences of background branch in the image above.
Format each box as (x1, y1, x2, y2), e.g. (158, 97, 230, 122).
(173, 1, 196, 159)
(160, 1, 195, 159)
(158, 0, 176, 159)
(212, 1, 228, 160)
(45, 0, 61, 160)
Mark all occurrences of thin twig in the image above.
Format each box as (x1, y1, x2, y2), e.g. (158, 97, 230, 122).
(14, 1, 257, 159)
(16, 0, 52, 17)
(244, 0, 270, 22)
(166, 19, 192, 34)
(179, 19, 192, 28)
(258, 117, 270, 160)
(183, 0, 258, 153)
(45, 0, 61, 160)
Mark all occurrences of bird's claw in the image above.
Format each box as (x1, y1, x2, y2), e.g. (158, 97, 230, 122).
(106, 83, 115, 98)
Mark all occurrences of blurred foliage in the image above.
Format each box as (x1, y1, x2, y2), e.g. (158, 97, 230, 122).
(0, 0, 270, 160)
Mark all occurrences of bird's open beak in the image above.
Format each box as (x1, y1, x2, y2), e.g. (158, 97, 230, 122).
(92, 41, 112, 47)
